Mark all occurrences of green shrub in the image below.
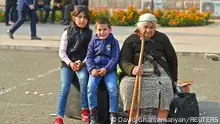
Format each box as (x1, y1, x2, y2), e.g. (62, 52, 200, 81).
(0, 9, 5, 22)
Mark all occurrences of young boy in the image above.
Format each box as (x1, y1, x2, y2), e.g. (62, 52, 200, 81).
(86, 17, 120, 124)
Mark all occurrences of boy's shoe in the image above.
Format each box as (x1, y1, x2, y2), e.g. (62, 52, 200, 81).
(89, 107, 98, 124)
(90, 120, 97, 124)
(81, 108, 89, 122)
(53, 116, 64, 124)
(110, 112, 118, 124)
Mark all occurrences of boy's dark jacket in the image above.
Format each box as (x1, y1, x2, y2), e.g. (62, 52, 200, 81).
(86, 33, 120, 74)
(61, 23, 92, 67)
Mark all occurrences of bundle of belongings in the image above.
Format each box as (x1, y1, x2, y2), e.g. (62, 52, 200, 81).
(168, 81, 200, 124)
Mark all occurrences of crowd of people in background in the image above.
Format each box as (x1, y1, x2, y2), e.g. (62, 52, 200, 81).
(4, 0, 88, 26)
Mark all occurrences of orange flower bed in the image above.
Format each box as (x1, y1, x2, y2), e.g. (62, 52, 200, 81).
(90, 7, 110, 23)
(0, 6, 212, 26)
(90, 5, 212, 26)
(154, 6, 211, 27)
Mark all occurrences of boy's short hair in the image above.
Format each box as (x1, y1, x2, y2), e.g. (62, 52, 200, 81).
(95, 17, 111, 29)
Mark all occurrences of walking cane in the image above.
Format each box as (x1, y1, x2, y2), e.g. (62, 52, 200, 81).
(128, 38, 145, 124)
(135, 72, 143, 123)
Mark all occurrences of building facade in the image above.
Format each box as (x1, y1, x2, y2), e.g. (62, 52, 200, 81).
(0, 0, 201, 9)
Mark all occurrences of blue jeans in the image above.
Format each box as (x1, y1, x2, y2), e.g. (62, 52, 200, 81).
(56, 66, 89, 117)
(87, 71, 118, 112)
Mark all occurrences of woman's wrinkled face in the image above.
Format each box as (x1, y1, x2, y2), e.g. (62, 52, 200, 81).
(72, 12, 88, 28)
(138, 22, 156, 38)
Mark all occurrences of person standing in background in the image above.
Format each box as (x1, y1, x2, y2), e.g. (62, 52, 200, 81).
(35, 0, 51, 23)
(50, 0, 65, 24)
(7, 0, 42, 40)
(5, 0, 18, 26)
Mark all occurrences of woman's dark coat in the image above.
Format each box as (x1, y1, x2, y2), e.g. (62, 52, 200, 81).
(119, 31, 178, 82)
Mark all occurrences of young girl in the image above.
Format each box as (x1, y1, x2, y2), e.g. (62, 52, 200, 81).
(53, 5, 92, 124)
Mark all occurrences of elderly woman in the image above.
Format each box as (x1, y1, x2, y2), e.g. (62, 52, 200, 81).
(119, 13, 178, 124)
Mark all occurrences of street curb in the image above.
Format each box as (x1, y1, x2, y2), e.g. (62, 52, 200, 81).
(176, 52, 220, 56)
(0, 45, 58, 52)
(1, 45, 220, 58)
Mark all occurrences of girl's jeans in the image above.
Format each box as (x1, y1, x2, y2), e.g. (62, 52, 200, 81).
(87, 71, 118, 112)
(56, 66, 89, 117)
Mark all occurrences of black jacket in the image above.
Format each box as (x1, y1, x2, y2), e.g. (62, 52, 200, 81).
(119, 31, 178, 82)
(61, 23, 92, 67)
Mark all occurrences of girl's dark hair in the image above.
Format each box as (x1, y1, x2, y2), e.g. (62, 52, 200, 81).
(72, 5, 90, 22)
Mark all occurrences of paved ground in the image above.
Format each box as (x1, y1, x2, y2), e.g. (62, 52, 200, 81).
(0, 50, 220, 124)
(0, 49, 83, 124)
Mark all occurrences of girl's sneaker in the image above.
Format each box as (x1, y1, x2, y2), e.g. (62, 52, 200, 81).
(53, 116, 64, 124)
(81, 108, 90, 122)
